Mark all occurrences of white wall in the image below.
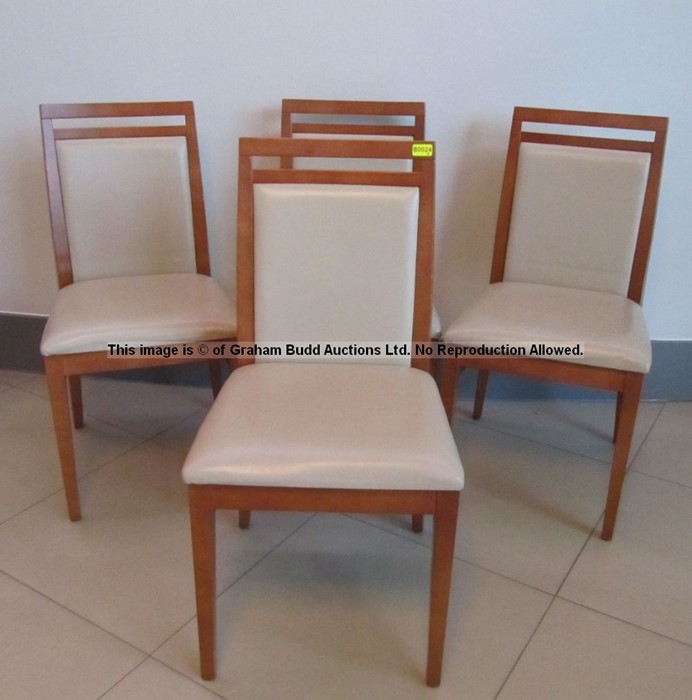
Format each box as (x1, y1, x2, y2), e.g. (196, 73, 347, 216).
(2, 0, 690, 339)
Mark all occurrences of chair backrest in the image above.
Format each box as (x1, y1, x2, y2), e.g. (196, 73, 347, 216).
(237, 137, 435, 371)
(491, 107, 667, 302)
(280, 99, 425, 171)
(40, 101, 210, 288)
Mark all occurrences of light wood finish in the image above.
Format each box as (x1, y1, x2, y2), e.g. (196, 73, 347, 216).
(281, 98, 425, 141)
(40, 101, 212, 287)
(280, 98, 425, 169)
(189, 486, 460, 686)
(40, 101, 232, 520)
(189, 138, 460, 686)
(441, 107, 668, 540)
(281, 98, 425, 135)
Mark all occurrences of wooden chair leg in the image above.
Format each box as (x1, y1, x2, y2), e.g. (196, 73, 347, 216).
(613, 391, 623, 443)
(438, 360, 459, 423)
(426, 491, 460, 687)
(69, 375, 84, 429)
(472, 370, 490, 420)
(44, 358, 81, 521)
(238, 510, 251, 529)
(189, 486, 218, 680)
(411, 514, 424, 532)
(601, 373, 643, 541)
(209, 360, 223, 398)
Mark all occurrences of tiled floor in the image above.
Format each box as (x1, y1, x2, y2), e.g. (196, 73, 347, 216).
(1, 367, 691, 699)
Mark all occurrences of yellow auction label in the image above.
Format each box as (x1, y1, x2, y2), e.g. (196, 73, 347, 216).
(412, 142, 434, 158)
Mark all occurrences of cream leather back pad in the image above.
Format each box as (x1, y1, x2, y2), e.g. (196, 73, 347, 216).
(253, 183, 419, 364)
(57, 137, 196, 280)
(505, 142, 649, 295)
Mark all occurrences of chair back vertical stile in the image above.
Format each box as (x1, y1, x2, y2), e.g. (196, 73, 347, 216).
(235, 147, 255, 362)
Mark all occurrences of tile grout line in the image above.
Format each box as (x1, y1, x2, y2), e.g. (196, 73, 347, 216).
(213, 512, 318, 600)
(0, 407, 206, 531)
(0, 569, 149, 657)
(94, 657, 229, 700)
(489, 400, 669, 699)
(147, 406, 211, 452)
(343, 513, 559, 597)
(13, 375, 214, 441)
(130, 513, 320, 699)
(0, 433, 151, 529)
(452, 399, 666, 468)
(624, 397, 692, 490)
(492, 596, 559, 700)
(491, 512, 600, 699)
(454, 413, 617, 467)
(145, 513, 318, 650)
(1, 511, 315, 700)
(93, 658, 152, 700)
(556, 595, 692, 652)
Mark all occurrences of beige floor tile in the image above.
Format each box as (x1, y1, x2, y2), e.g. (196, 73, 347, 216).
(561, 471, 692, 645)
(498, 599, 692, 700)
(156, 514, 550, 700)
(630, 402, 692, 487)
(0, 387, 143, 522)
(357, 421, 609, 593)
(101, 659, 221, 700)
(0, 571, 143, 700)
(455, 399, 663, 464)
(0, 441, 310, 652)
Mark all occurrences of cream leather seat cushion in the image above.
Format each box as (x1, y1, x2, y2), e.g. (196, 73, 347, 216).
(41, 272, 236, 356)
(443, 281, 651, 373)
(182, 363, 464, 491)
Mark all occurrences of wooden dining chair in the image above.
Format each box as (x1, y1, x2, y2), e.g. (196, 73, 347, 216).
(440, 106, 667, 540)
(39, 101, 236, 521)
(182, 136, 463, 686)
(282, 98, 440, 534)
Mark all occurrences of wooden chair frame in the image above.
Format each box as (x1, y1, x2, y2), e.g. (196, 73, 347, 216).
(40, 101, 229, 521)
(440, 107, 667, 541)
(189, 137, 461, 686)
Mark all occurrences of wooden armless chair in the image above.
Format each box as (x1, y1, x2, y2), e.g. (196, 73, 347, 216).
(282, 98, 440, 533)
(182, 137, 463, 686)
(40, 101, 236, 521)
(440, 107, 667, 540)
